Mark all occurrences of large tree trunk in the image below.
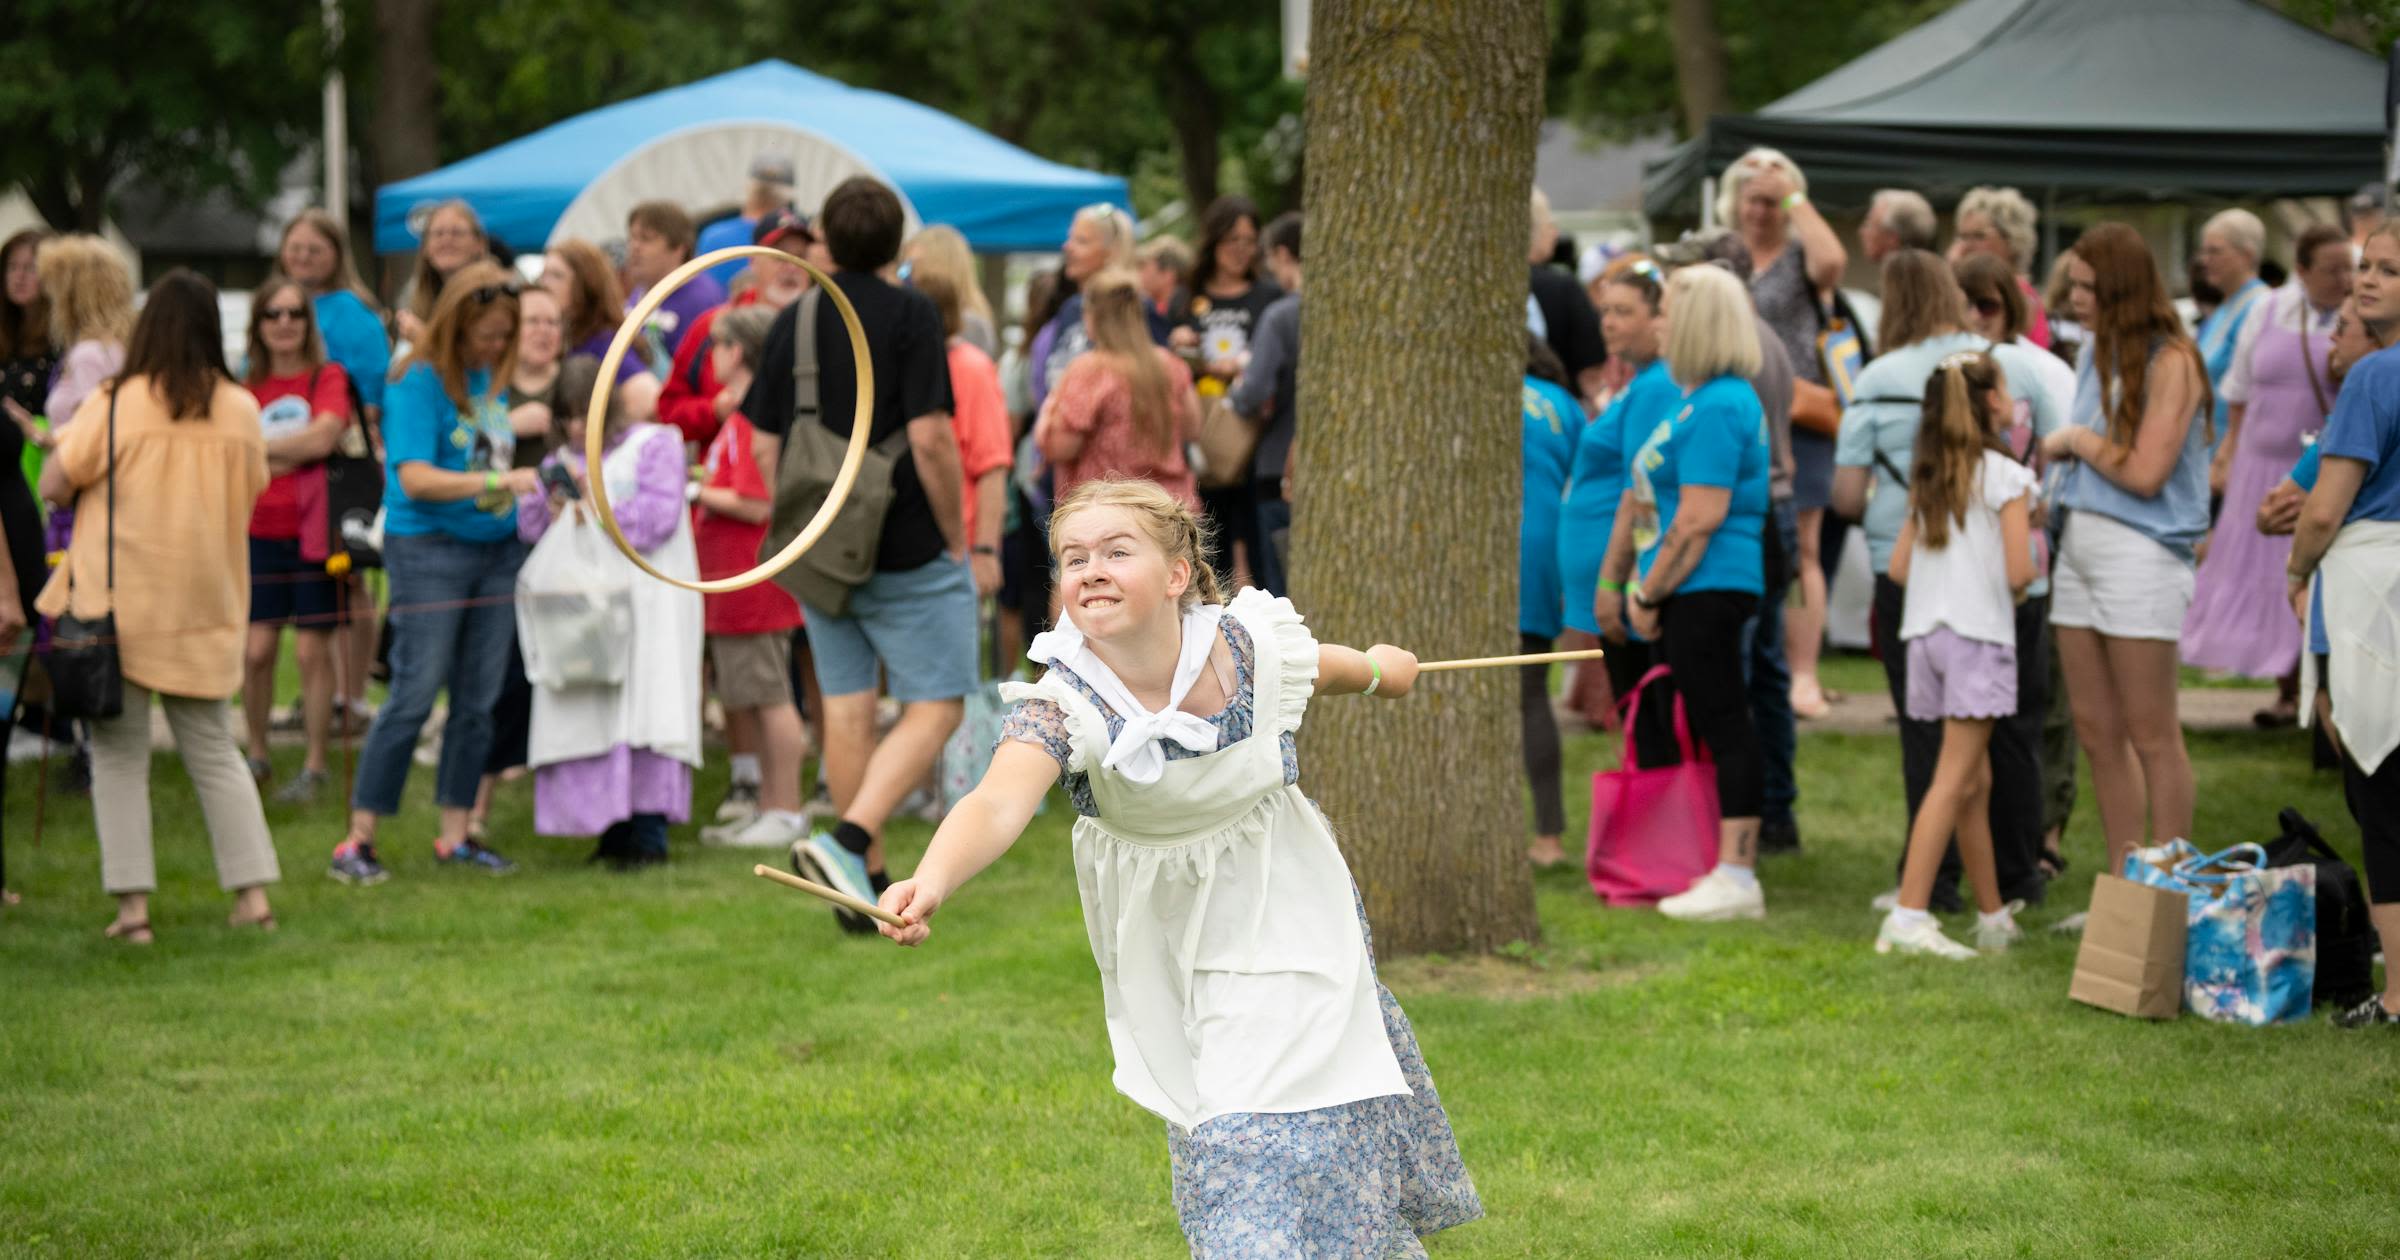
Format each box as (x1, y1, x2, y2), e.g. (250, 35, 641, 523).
(1160, 40, 1223, 217)
(1293, 0, 1545, 957)
(1667, 0, 1731, 135)
(371, 0, 440, 294)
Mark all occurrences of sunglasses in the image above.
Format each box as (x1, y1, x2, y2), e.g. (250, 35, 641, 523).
(470, 280, 524, 304)
(1971, 297, 2004, 315)
(260, 306, 308, 323)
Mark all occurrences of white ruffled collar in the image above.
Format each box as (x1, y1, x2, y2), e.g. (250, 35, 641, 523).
(1029, 603, 1227, 784)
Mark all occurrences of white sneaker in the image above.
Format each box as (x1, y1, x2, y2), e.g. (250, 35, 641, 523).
(1876, 912, 1978, 960)
(710, 811, 808, 850)
(713, 782, 761, 825)
(1657, 870, 1765, 922)
(2050, 911, 2089, 936)
(1975, 901, 2026, 952)
(1870, 888, 1900, 913)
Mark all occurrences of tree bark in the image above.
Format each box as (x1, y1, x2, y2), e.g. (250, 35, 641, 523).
(1159, 39, 1223, 217)
(1667, 0, 1731, 135)
(371, 0, 440, 295)
(1294, 0, 1545, 957)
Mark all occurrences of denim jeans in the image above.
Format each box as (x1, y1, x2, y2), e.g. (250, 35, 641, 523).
(1253, 486, 1292, 597)
(351, 531, 528, 816)
(1742, 498, 1800, 828)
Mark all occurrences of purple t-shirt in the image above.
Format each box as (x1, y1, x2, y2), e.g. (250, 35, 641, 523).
(629, 270, 726, 365)
(573, 331, 650, 384)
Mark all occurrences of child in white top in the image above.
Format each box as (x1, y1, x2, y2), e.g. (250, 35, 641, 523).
(1880, 351, 2037, 960)
(877, 478, 1482, 1255)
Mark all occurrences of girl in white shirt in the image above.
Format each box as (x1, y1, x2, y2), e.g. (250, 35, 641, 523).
(874, 478, 1482, 1255)
(1879, 352, 2038, 960)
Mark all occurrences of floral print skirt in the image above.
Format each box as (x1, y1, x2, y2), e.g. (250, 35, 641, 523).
(1165, 958, 1480, 1257)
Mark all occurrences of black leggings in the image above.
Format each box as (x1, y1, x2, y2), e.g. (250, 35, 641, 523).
(1659, 590, 1763, 818)
(2345, 747, 2400, 905)
(1519, 632, 1565, 837)
(1601, 636, 1682, 770)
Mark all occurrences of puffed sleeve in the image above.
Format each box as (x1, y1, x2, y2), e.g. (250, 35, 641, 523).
(1227, 587, 1318, 735)
(999, 676, 1091, 775)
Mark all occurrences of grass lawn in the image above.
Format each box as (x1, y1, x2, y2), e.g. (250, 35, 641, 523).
(3, 718, 2395, 1258)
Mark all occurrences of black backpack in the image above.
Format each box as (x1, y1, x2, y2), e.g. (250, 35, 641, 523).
(2262, 808, 2375, 1009)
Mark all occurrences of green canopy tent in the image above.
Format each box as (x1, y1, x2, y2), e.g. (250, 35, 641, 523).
(1643, 0, 2388, 220)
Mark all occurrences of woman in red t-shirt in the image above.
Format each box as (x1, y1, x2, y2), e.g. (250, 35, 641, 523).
(1034, 266, 1200, 509)
(689, 304, 815, 847)
(240, 277, 354, 801)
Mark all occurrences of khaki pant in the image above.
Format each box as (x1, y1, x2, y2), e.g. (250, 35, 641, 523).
(91, 683, 280, 895)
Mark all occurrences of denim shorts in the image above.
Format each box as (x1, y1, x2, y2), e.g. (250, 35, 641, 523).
(800, 556, 977, 703)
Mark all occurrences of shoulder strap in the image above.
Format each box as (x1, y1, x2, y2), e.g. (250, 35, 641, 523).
(792, 287, 822, 432)
(1875, 447, 1910, 490)
(105, 384, 117, 592)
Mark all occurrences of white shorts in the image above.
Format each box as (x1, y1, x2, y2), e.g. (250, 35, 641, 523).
(2050, 511, 2195, 641)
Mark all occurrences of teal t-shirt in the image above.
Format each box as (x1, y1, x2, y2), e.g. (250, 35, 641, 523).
(1519, 375, 1582, 637)
(381, 363, 517, 542)
(1629, 373, 1770, 597)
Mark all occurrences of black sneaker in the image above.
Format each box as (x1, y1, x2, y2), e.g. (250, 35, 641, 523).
(329, 844, 390, 886)
(2332, 995, 2400, 1030)
(440, 837, 517, 875)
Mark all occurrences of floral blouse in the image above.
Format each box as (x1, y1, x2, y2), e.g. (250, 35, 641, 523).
(1000, 615, 1301, 816)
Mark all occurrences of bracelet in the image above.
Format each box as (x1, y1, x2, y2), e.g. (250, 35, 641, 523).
(484, 470, 500, 494)
(1363, 654, 1382, 696)
(1598, 579, 1626, 594)
(1780, 191, 1808, 212)
(971, 544, 998, 556)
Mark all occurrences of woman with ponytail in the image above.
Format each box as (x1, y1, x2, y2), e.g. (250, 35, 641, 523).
(1876, 352, 2038, 959)
(1034, 266, 1201, 508)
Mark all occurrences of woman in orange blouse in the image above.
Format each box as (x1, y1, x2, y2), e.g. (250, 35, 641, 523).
(38, 270, 278, 943)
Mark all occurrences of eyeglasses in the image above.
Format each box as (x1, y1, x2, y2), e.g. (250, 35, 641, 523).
(261, 306, 308, 323)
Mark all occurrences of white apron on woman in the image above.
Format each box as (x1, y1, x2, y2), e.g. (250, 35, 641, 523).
(998, 589, 1480, 1258)
(523, 423, 704, 831)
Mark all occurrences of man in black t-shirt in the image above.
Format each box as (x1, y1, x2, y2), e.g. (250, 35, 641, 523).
(742, 177, 971, 931)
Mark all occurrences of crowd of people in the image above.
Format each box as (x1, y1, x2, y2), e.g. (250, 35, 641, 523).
(1519, 150, 2397, 1030)
(0, 144, 2392, 1033)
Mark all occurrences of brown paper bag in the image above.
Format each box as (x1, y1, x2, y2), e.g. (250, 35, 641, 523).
(2068, 875, 2188, 1019)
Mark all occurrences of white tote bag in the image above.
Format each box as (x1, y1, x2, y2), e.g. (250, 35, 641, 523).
(515, 503, 633, 689)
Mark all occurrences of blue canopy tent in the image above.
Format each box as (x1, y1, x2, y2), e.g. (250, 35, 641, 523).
(374, 59, 1128, 255)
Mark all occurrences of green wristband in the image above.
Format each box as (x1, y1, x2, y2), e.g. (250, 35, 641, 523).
(1363, 655, 1382, 696)
(1598, 579, 1626, 594)
(485, 470, 500, 494)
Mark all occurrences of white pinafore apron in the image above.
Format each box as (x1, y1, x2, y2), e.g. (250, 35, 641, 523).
(526, 423, 704, 772)
(1002, 590, 1407, 1131)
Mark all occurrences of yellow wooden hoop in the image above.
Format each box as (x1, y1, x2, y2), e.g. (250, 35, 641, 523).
(583, 245, 874, 594)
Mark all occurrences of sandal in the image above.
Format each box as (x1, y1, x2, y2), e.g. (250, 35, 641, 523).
(104, 918, 154, 945)
(228, 912, 278, 933)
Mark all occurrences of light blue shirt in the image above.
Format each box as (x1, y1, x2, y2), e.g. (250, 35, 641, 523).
(313, 289, 390, 411)
(1630, 374, 1770, 598)
(2057, 341, 2213, 560)
(1833, 333, 2061, 583)
(1520, 376, 1581, 637)
(2196, 277, 2268, 456)
(381, 363, 517, 542)
(1558, 359, 1674, 634)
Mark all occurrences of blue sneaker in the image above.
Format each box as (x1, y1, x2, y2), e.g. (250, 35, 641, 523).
(792, 832, 875, 934)
(440, 837, 517, 876)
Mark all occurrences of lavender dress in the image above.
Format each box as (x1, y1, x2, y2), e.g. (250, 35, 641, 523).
(2183, 295, 2335, 677)
(515, 428, 695, 834)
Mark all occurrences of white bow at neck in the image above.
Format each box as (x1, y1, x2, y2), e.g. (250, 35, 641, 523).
(1029, 604, 1227, 784)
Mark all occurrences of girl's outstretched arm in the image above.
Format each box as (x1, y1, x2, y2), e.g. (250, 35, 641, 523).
(877, 740, 1061, 946)
(1316, 643, 1420, 698)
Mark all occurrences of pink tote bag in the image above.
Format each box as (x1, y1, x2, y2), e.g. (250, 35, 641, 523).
(1586, 665, 1720, 906)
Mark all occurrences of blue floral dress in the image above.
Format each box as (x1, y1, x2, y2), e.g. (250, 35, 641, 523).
(1000, 591, 1481, 1258)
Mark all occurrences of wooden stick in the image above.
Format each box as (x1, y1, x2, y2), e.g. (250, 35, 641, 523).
(752, 864, 906, 929)
(1417, 648, 1606, 673)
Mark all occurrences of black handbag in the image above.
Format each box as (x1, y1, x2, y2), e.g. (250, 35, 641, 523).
(2262, 808, 2376, 1009)
(46, 387, 122, 721)
(321, 366, 383, 568)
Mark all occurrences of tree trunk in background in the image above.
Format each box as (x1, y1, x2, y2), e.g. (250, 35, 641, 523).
(1161, 40, 1223, 217)
(1293, 0, 1545, 957)
(372, 0, 440, 296)
(1667, 0, 1731, 136)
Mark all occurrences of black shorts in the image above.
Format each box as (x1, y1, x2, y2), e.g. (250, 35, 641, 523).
(248, 536, 347, 628)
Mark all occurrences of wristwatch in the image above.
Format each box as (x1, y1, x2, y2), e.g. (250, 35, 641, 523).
(971, 545, 998, 556)
(1630, 589, 1660, 612)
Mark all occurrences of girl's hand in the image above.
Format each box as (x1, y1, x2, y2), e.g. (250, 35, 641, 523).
(877, 878, 944, 947)
(1365, 644, 1418, 698)
(1593, 588, 1627, 643)
(2040, 428, 2083, 463)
